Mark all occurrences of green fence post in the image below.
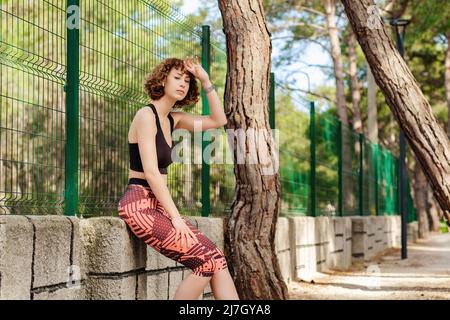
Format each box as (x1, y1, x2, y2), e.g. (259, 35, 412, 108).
(64, 0, 80, 216)
(269, 73, 275, 130)
(309, 102, 316, 217)
(201, 25, 211, 217)
(359, 133, 363, 216)
(337, 120, 343, 217)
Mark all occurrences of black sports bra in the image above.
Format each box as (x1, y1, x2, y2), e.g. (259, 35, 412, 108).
(129, 104, 174, 175)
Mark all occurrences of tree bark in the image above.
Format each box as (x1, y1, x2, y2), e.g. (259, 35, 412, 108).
(365, 0, 405, 144)
(413, 160, 429, 238)
(325, 0, 348, 125)
(340, 0, 450, 226)
(347, 28, 363, 133)
(367, 63, 379, 143)
(218, 0, 288, 299)
(426, 183, 442, 232)
(445, 33, 450, 140)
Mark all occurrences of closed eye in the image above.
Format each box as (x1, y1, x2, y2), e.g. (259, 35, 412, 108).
(175, 76, 190, 83)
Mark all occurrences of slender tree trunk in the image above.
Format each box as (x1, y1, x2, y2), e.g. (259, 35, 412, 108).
(324, 0, 355, 215)
(348, 29, 362, 133)
(218, 0, 288, 299)
(341, 0, 450, 226)
(445, 34, 450, 140)
(325, 0, 348, 125)
(413, 161, 429, 238)
(426, 183, 442, 232)
(367, 63, 379, 143)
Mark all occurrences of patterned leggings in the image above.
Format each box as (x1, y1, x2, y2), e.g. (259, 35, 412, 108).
(117, 179, 228, 277)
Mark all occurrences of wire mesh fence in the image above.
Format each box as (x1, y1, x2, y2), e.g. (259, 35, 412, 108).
(1, 0, 417, 220)
(276, 84, 415, 219)
(1, 1, 67, 215)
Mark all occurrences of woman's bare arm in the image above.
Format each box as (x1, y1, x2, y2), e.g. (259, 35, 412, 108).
(136, 108, 181, 220)
(171, 80, 227, 132)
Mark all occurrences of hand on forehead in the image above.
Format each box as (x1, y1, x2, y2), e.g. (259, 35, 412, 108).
(173, 66, 192, 79)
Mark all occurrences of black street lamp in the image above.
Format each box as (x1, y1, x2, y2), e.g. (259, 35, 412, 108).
(390, 19, 410, 56)
(390, 18, 410, 260)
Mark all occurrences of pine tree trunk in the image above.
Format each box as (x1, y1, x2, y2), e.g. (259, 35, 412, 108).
(325, 0, 348, 125)
(325, 0, 355, 215)
(218, 0, 288, 300)
(413, 161, 429, 238)
(367, 63, 379, 143)
(426, 184, 442, 232)
(348, 29, 363, 133)
(340, 0, 450, 226)
(445, 34, 450, 140)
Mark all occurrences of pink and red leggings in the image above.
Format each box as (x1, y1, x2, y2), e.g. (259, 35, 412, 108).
(117, 180, 228, 277)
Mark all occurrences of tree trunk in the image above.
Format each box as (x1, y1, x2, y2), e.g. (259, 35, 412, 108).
(367, 63, 379, 143)
(347, 28, 363, 133)
(445, 34, 450, 140)
(413, 160, 429, 238)
(218, 0, 288, 300)
(343, 28, 363, 215)
(340, 0, 450, 227)
(426, 183, 442, 232)
(324, 0, 355, 215)
(325, 0, 348, 125)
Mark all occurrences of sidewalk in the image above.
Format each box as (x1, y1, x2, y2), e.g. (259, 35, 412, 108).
(288, 232, 450, 300)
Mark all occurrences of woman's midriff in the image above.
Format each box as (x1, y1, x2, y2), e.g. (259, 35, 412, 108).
(128, 170, 167, 185)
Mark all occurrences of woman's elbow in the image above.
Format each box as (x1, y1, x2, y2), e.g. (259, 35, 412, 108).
(144, 170, 161, 182)
(216, 118, 227, 127)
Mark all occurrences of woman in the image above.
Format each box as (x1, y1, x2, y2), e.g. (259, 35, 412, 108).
(117, 56, 239, 300)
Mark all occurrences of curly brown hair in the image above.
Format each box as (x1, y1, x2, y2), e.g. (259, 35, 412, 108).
(143, 58, 200, 108)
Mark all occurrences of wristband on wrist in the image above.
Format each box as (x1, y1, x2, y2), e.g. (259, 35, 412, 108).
(203, 83, 215, 93)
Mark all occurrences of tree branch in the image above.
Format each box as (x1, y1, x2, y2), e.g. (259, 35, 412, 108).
(269, 21, 327, 33)
(296, 5, 326, 17)
(271, 35, 331, 54)
(278, 82, 334, 102)
(298, 61, 334, 71)
(380, 0, 410, 19)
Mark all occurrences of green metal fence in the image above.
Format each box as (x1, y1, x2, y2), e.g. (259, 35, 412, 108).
(276, 83, 415, 219)
(276, 85, 310, 215)
(0, 0, 417, 221)
(0, 0, 232, 217)
(1, 1, 68, 215)
(207, 39, 235, 217)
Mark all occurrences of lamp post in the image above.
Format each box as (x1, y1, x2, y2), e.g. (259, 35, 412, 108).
(390, 18, 410, 260)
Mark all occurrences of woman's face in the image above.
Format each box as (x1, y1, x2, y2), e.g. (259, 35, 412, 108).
(163, 67, 191, 101)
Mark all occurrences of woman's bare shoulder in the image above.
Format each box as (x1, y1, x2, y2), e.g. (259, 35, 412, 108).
(134, 106, 155, 123)
(129, 106, 156, 141)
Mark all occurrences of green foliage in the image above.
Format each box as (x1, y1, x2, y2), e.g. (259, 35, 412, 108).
(402, 0, 449, 126)
(409, 0, 450, 37)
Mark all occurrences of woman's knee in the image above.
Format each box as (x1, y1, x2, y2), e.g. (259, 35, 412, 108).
(191, 253, 228, 278)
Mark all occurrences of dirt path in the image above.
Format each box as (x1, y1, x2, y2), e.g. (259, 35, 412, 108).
(288, 232, 450, 300)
